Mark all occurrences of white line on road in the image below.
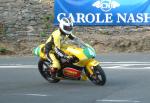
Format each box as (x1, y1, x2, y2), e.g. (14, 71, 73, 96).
(22, 94, 50, 97)
(103, 66, 123, 69)
(96, 99, 141, 103)
(0, 65, 37, 69)
(102, 62, 150, 64)
(102, 64, 150, 66)
(144, 67, 150, 69)
(10, 93, 52, 97)
(104, 67, 150, 70)
(0, 62, 150, 70)
(1, 65, 150, 70)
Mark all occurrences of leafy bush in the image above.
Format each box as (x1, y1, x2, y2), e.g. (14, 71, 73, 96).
(0, 47, 7, 53)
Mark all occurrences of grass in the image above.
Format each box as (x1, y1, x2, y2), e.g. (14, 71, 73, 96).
(0, 47, 8, 53)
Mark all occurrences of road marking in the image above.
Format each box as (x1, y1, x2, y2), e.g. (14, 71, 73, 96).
(0, 62, 150, 70)
(0, 65, 36, 69)
(144, 67, 150, 69)
(102, 62, 150, 70)
(105, 67, 150, 70)
(96, 99, 141, 103)
(22, 94, 49, 97)
(102, 62, 150, 64)
(10, 93, 52, 97)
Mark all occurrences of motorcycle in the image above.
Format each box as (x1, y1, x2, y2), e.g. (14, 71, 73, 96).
(33, 38, 106, 86)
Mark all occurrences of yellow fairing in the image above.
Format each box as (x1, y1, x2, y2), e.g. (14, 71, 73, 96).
(86, 59, 100, 75)
(62, 44, 99, 75)
(63, 44, 100, 74)
(86, 59, 100, 67)
(62, 45, 88, 61)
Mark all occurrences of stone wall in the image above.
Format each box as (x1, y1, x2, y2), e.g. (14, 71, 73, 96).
(0, 0, 54, 37)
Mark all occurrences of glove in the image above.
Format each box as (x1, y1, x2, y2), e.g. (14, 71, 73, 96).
(65, 56, 76, 63)
(68, 56, 79, 63)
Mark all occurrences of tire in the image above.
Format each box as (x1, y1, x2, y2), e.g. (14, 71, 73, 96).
(86, 65, 106, 86)
(38, 59, 60, 83)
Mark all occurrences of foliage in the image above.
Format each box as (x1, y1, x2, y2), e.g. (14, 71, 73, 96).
(0, 47, 7, 53)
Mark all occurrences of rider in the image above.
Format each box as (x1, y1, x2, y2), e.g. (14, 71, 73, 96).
(45, 17, 76, 79)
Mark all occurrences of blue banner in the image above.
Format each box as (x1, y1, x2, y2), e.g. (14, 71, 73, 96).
(54, 0, 150, 26)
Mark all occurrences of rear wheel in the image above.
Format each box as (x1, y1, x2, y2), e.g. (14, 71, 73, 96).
(38, 59, 60, 83)
(86, 65, 106, 86)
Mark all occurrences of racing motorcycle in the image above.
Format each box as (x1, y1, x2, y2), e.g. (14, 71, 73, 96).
(33, 38, 106, 86)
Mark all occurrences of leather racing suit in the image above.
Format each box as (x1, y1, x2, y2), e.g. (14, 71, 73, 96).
(45, 29, 76, 70)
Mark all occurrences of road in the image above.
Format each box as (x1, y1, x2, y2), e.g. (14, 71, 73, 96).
(0, 53, 150, 103)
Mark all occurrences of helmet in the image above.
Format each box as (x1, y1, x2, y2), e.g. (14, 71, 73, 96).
(59, 17, 73, 35)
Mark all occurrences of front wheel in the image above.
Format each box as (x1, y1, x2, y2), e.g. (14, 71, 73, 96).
(38, 59, 60, 83)
(86, 65, 106, 86)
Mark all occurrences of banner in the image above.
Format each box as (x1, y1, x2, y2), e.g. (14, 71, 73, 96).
(54, 0, 150, 26)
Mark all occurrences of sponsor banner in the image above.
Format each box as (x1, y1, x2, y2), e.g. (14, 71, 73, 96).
(54, 0, 150, 26)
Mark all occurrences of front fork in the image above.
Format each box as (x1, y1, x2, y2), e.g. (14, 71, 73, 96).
(85, 59, 100, 76)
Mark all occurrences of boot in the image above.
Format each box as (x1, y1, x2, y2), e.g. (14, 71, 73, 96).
(81, 73, 88, 81)
(49, 68, 58, 79)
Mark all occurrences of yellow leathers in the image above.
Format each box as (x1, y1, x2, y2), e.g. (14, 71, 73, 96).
(41, 29, 75, 69)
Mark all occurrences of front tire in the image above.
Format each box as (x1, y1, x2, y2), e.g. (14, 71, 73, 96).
(86, 65, 106, 86)
(38, 59, 60, 83)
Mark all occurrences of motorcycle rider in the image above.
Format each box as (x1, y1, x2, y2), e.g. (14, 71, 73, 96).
(45, 17, 76, 79)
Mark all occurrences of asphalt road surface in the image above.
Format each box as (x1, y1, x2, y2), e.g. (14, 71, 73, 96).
(0, 53, 150, 103)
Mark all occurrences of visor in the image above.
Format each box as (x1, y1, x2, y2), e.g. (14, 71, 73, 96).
(64, 26, 73, 32)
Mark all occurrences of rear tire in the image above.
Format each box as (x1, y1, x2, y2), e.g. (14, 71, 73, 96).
(86, 65, 106, 86)
(38, 59, 60, 83)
